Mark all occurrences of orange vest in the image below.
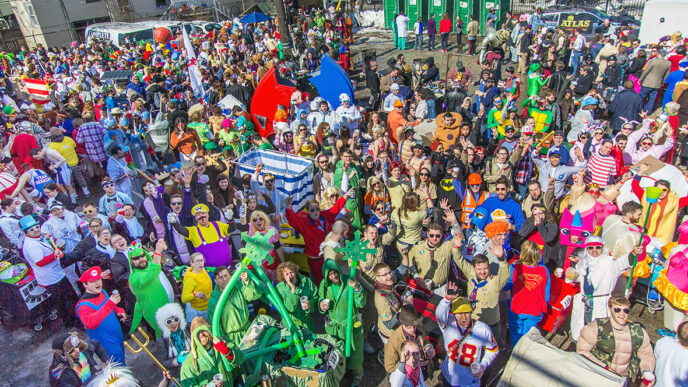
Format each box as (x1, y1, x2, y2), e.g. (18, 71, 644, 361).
(461, 190, 487, 228)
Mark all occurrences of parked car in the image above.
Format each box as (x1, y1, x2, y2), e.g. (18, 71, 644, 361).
(540, 7, 639, 38)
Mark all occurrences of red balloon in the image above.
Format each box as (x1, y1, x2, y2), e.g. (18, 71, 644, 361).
(154, 27, 172, 45)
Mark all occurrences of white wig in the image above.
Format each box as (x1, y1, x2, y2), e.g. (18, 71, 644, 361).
(87, 362, 139, 387)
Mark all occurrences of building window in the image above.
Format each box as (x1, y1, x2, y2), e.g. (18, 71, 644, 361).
(25, 4, 38, 27)
(85, 0, 100, 3)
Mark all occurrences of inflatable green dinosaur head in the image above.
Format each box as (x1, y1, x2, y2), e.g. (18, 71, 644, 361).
(127, 241, 152, 271)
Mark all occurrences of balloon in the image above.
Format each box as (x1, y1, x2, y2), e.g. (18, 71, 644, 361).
(154, 27, 172, 45)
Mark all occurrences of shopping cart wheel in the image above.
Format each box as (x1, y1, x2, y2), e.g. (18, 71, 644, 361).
(34, 323, 43, 332)
(49, 310, 58, 321)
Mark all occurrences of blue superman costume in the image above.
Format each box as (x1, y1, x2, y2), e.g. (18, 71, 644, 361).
(75, 266, 126, 364)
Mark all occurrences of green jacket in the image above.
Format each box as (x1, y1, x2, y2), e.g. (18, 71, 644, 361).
(275, 275, 318, 332)
(208, 280, 262, 347)
(333, 161, 362, 231)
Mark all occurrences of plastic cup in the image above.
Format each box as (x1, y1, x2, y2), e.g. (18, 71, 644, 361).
(642, 371, 655, 386)
(300, 296, 310, 310)
(112, 290, 119, 296)
(424, 279, 433, 290)
(470, 362, 481, 377)
(322, 299, 331, 311)
(554, 268, 563, 278)
(423, 343, 435, 358)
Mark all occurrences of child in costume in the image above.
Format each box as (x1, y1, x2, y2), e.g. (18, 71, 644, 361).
(128, 240, 174, 339)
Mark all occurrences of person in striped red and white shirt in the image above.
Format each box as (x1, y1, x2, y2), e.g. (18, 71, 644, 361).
(585, 139, 617, 189)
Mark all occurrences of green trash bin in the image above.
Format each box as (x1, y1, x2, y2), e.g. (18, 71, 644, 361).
(478, 0, 510, 35)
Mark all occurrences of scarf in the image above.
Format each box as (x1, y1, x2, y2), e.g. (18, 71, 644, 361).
(469, 277, 491, 302)
(72, 352, 91, 383)
(405, 364, 421, 386)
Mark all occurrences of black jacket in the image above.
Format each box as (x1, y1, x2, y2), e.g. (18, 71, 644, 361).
(366, 66, 380, 94)
(602, 63, 623, 88)
(609, 89, 644, 132)
(49, 340, 107, 387)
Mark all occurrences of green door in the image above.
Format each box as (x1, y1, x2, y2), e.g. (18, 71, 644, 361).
(479, 0, 510, 35)
(455, 0, 475, 34)
(427, 0, 447, 32)
(384, 0, 401, 29)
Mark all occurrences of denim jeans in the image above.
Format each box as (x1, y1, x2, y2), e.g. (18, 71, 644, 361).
(415, 34, 423, 50)
(570, 50, 582, 76)
(640, 86, 659, 113)
(428, 34, 435, 50)
(441, 32, 449, 50)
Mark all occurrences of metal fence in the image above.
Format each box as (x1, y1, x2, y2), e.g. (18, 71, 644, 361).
(511, 0, 648, 19)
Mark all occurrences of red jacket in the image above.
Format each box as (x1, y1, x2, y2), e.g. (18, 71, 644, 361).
(439, 19, 452, 34)
(286, 196, 348, 257)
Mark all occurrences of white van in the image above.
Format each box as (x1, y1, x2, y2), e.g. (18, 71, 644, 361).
(84, 21, 181, 48)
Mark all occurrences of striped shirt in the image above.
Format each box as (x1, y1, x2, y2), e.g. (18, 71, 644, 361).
(585, 151, 617, 188)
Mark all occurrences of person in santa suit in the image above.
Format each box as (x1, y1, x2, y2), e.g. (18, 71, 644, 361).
(75, 266, 127, 365)
(20, 214, 80, 328)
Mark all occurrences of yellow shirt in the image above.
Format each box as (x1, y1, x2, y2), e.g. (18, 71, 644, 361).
(181, 269, 212, 311)
(49, 137, 79, 167)
(185, 222, 230, 248)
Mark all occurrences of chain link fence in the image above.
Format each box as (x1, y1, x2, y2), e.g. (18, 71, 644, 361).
(511, 0, 647, 19)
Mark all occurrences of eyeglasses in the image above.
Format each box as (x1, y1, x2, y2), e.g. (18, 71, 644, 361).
(166, 316, 180, 325)
(171, 201, 182, 206)
(375, 207, 384, 212)
(428, 233, 442, 238)
(613, 307, 630, 314)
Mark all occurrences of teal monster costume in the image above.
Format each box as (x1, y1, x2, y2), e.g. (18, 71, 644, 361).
(527, 63, 549, 97)
(333, 159, 361, 231)
(318, 259, 366, 376)
(127, 242, 174, 339)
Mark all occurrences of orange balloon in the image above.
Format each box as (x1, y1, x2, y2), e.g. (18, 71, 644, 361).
(154, 27, 172, 45)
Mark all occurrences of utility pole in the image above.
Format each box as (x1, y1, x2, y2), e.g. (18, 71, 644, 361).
(273, 0, 291, 56)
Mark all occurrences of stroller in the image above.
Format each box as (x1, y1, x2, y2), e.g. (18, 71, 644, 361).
(631, 247, 665, 314)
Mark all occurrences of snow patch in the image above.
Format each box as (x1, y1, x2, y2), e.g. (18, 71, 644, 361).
(359, 10, 385, 29)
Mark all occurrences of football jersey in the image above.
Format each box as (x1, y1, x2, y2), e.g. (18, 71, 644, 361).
(437, 297, 499, 387)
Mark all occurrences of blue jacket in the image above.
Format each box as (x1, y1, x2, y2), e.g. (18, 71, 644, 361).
(664, 69, 686, 106)
(126, 81, 147, 99)
(478, 193, 525, 230)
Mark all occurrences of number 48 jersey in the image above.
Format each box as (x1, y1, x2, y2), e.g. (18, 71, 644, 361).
(437, 297, 499, 387)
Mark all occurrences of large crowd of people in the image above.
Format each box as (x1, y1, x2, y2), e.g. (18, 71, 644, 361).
(1, 3, 688, 387)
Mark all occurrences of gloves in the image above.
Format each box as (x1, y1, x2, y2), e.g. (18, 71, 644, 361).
(213, 341, 234, 360)
(198, 174, 209, 184)
(167, 212, 178, 224)
(560, 295, 572, 309)
(223, 208, 233, 220)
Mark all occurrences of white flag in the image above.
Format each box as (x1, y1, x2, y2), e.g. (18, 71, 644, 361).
(181, 24, 203, 97)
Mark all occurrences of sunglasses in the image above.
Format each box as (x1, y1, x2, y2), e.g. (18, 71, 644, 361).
(375, 207, 384, 212)
(419, 173, 430, 176)
(264, 179, 275, 184)
(166, 316, 180, 325)
(613, 307, 630, 314)
(587, 246, 602, 250)
(641, 142, 652, 146)
(495, 187, 507, 191)
(428, 233, 442, 238)
(27, 225, 40, 232)
(171, 201, 182, 206)
(83, 209, 96, 214)
(102, 182, 114, 188)
(130, 254, 146, 261)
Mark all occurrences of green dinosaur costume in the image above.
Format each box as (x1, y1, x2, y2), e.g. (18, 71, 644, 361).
(521, 99, 554, 133)
(526, 63, 549, 97)
(333, 160, 361, 231)
(318, 260, 366, 377)
(208, 278, 262, 347)
(127, 243, 174, 339)
(275, 274, 318, 332)
(180, 323, 243, 387)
